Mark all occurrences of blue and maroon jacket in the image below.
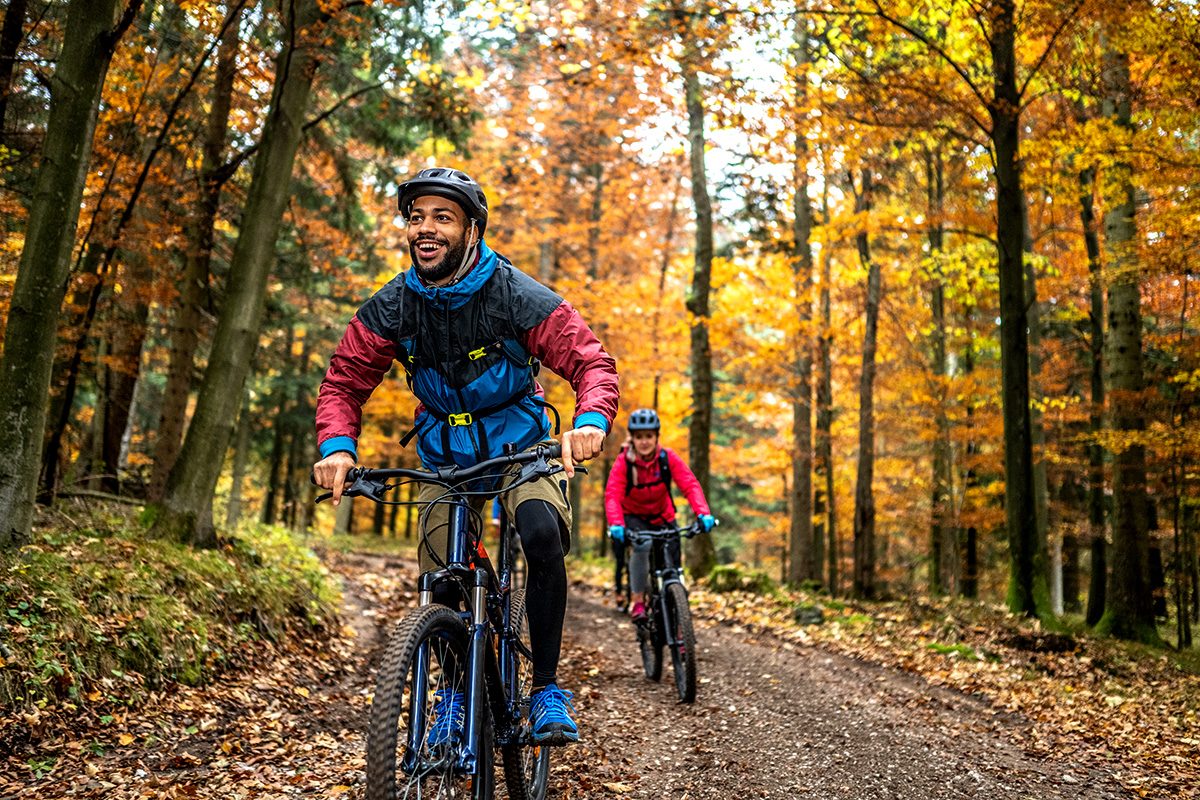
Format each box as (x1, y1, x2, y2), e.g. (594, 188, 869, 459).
(316, 241, 619, 468)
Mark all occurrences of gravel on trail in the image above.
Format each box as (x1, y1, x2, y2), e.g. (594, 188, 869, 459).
(1, 551, 1131, 799)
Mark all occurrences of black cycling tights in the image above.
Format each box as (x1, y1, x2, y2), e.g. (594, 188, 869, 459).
(428, 500, 566, 687)
(514, 499, 567, 688)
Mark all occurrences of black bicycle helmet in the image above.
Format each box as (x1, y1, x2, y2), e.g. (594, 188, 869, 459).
(397, 167, 489, 236)
(627, 408, 661, 432)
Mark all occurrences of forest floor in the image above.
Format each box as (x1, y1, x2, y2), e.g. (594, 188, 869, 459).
(1, 547, 1193, 799)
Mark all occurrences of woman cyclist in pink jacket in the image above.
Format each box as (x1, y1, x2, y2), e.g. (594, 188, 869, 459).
(603, 409, 716, 620)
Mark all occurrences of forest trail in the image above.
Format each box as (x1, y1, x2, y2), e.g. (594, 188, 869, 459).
(2, 550, 1131, 800)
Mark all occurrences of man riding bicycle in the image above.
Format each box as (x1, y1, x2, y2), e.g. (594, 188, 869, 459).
(313, 167, 618, 745)
(604, 409, 715, 621)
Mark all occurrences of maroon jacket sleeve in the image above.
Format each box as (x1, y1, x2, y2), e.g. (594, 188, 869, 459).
(315, 315, 398, 458)
(522, 300, 619, 432)
(667, 449, 711, 517)
(604, 453, 628, 526)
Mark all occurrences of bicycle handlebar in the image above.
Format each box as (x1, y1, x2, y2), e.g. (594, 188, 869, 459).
(312, 443, 569, 504)
(627, 519, 713, 543)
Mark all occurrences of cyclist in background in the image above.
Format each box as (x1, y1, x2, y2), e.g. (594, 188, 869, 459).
(312, 167, 619, 744)
(604, 409, 715, 621)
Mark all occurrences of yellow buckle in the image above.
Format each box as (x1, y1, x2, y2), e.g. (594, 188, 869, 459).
(448, 412, 473, 426)
(468, 347, 488, 360)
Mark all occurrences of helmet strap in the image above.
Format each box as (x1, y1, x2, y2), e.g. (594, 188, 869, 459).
(445, 220, 480, 286)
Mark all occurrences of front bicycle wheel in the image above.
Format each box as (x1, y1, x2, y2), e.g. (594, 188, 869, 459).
(665, 582, 697, 703)
(501, 589, 551, 800)
(367, 604, 495, 800)
(638, 595, 663, 682)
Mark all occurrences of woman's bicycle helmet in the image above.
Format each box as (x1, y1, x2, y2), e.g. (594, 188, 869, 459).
(397, 167, 489, 236)
(627, 408, 661, 432)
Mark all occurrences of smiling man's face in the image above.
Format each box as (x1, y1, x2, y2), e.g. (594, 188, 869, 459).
(406, 194, 475, 285)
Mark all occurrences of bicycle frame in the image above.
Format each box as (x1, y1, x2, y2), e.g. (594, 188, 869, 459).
(401, 481, 537, 777)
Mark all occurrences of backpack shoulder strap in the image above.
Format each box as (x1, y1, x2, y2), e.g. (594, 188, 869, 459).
(658, 448, 673, 494)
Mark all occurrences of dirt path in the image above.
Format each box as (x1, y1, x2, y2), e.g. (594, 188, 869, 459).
(1, 552, 1132, 799)
(553, 585, 1130, 799)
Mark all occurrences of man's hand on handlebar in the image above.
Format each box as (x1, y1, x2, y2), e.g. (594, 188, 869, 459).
(560, 425, 604, 478)
(313, 451, 356, 506)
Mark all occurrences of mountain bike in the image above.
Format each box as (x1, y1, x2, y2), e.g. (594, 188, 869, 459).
(630, 521, 709, 704)
(316, 443, 567, 800)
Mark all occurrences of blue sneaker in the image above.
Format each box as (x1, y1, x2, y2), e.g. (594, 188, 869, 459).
(529, 684, 579, 744)
(427, 689, 465, 747)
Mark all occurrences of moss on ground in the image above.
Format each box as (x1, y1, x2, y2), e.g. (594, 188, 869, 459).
(0, 506, 339, 713)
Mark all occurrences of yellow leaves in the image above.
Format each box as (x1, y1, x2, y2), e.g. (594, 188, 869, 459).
(117, 733, 135, 746)
(559, 63, 585, 76)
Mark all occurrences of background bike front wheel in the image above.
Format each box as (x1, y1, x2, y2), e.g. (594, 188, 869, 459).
(665, 582, 697, 703)
(638, 608, 663, 682)
(366, 603, 495, 800)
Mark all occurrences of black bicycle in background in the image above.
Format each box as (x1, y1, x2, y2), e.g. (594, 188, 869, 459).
(630, 520, 712, 704)
(316, 444, 568, 800)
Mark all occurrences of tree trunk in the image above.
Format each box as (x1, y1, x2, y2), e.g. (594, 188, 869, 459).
(225, 388, 253, 530)
(1080, 166, 1108, 625)
(788, 14, 815, 586)
(0, 0, 29, 143)
(680, 36, 716, 577)
(99, 252, 153, 495)
(852, 170, 880, 599)
(1095, 35, 1157, 643)
(651, 178, 682, 408)
(261, 326, 295, 526)
(990, 0, 1044, 617)
(960, 306, 979, 599)
(1022, 196, 1053, 612)
(149, 2, 243, 500)
(0, 0, 136, 548)
(927, 145, 954, 596)
(817, 162, 836, 595)
(152, 0, 328, 547)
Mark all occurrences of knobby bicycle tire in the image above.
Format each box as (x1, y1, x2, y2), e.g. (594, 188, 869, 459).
(366, 603, 496, 800)
(665, 582, 697, 703)
(638, 598, 664, 682)
(501, 589, 552, 800)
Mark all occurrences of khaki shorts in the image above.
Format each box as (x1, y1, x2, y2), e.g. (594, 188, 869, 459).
(415, 450, 573, 572)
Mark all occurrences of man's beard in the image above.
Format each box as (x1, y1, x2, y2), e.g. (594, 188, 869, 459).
(410, 235, 469, 284)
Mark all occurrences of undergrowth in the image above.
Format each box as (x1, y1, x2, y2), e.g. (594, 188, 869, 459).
(0, 504, 339, 717)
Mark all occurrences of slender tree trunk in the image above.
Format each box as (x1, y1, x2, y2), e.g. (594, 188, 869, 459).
(817, 162, 837, 595)
(225, 388, 252, 530)
(99, 252, 153, 495)
(990, 0, 1044, 616)
(152, 0, 328, 546)
(0, 0, 29, 142)
(1022, 196, 1053, 612)
(927, 146, 954, 596)
(1095, 34, 1157, 643)
(788, 14, 815, 586)
(587, 162, 603, 280)
(1080, 166, 1108, 625)
(149, 2, 243, 499)
(261, 326, 295, 526)
(651, 177, 682, 408)
(960, 305, 979, 598)
(852, 170, 880, 599)
(680, 35, 716, 577)
(0, 0, 138, 548)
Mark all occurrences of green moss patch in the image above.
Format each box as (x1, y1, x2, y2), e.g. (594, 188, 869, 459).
(0, 507, 338, 714)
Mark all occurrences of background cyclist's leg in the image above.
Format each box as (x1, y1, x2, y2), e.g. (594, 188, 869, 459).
(625, 515, 652, 618)
(612, 537, 627, 599)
